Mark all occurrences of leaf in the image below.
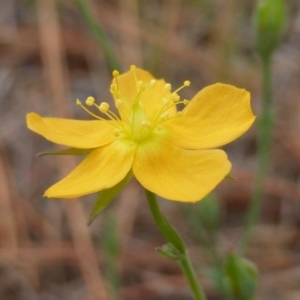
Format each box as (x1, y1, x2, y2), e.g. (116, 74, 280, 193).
(37, 147, 94, 156)
(88, 170, 133, 225)
(156, 243, 184, 261)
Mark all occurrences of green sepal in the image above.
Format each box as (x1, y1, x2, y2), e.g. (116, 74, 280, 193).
(88, 170, 133, 225)
(156, 243, 184, 262)
(37, 147, 94, 156)
(225, 173, 235, 180)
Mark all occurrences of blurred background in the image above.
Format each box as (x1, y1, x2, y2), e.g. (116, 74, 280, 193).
(1, 0, 300, 299)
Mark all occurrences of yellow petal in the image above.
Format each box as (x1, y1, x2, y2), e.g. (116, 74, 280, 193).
(132, 141, 231, 202)
(45, 139, 136, 198)
(27, 113, 117, 149)
(165, 83, 255, 149)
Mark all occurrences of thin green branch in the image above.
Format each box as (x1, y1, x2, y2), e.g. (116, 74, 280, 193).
(145, 190, 207, 300)
(241, 56, 273, 255)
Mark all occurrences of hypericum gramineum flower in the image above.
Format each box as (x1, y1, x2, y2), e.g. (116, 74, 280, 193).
(27, 66, 255, 202)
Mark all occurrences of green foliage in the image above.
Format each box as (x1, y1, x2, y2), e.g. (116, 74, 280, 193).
(74, 0, 122, 72)
(88, 171, 133, 224)
(102, 215, 121, 300)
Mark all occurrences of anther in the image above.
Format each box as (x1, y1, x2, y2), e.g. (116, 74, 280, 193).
(113, 129, 121, 137)
(184, 80, 191, 87)
(164, 83, 172, 91)
(160, 112, 169, 120)
(138, 81, 145, 91)
(150, 79, 156, 88)
(76, 99, 82, 105)
(115, 99, 123, 108)
(141, 120, 151, 127)
(110, 84, 117, 93)
(183, 99, 190, 105)
(86, 96, 95, 106)
(112, 70, 119, 78)
(156, 125, 163, 131)
(130, 65, 136, 71)
(161, 98, 170, 106)
(99, 102, 110, 113)
(172, 94, 180, 102)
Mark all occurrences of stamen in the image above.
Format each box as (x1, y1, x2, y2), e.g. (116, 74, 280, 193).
(76, 99, 103, 120)
(164, 83, 172, 92)
(112, 70, 119, 78)
(172, 80, 191, 94)
(113, 129, 121, 137)
(141, 120, 151, 127)
(110, 84, 117, 93)
(99, 102, 110, 113)
(160, 112, 169, 120)
(138, 81, 145, 92)
(112, 70, 120, 97)
(115, 99, 123, 108)
(172, 94, 180, 102)
(86, 96, 95, 106)
(150, 79, 156, 88)
(161, 98, 170, 106)
(153, 98, 191, 124)
(130, 65, 139, 94)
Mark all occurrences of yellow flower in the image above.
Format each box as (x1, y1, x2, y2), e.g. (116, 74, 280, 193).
(26, 66, 255, 202)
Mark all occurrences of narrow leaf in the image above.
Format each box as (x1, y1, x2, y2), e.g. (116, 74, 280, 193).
(88, 170, 133, 225)
(37, 148, 94, 156)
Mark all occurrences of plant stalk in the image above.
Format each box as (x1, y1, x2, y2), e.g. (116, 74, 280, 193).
(241, 56, 273, 255)
(145, 189, 207, 300)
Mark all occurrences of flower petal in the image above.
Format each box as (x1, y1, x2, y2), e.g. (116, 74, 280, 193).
(45, 139, 136, 198)
(165, 83, 255, 149)
(132, 141, 231, 202)
(27, 113, 117, 149)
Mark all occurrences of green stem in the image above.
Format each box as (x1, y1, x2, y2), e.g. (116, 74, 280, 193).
(240, 56, 273, 255)
(74, 0, 122, 72)
(145, 190, 207, 300)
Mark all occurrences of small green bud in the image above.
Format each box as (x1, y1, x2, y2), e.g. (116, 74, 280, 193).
(222, 252, 259, 300)
(254, 0, 287, 58)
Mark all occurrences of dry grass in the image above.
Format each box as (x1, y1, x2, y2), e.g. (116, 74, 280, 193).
(1, 0, 300, 299)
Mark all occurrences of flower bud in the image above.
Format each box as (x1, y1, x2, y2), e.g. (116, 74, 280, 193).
(222, 252, 259, 300)
(254, 0, 287, 58)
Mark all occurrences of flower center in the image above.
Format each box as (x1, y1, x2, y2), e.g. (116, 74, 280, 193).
(77, 65, 191, 144)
